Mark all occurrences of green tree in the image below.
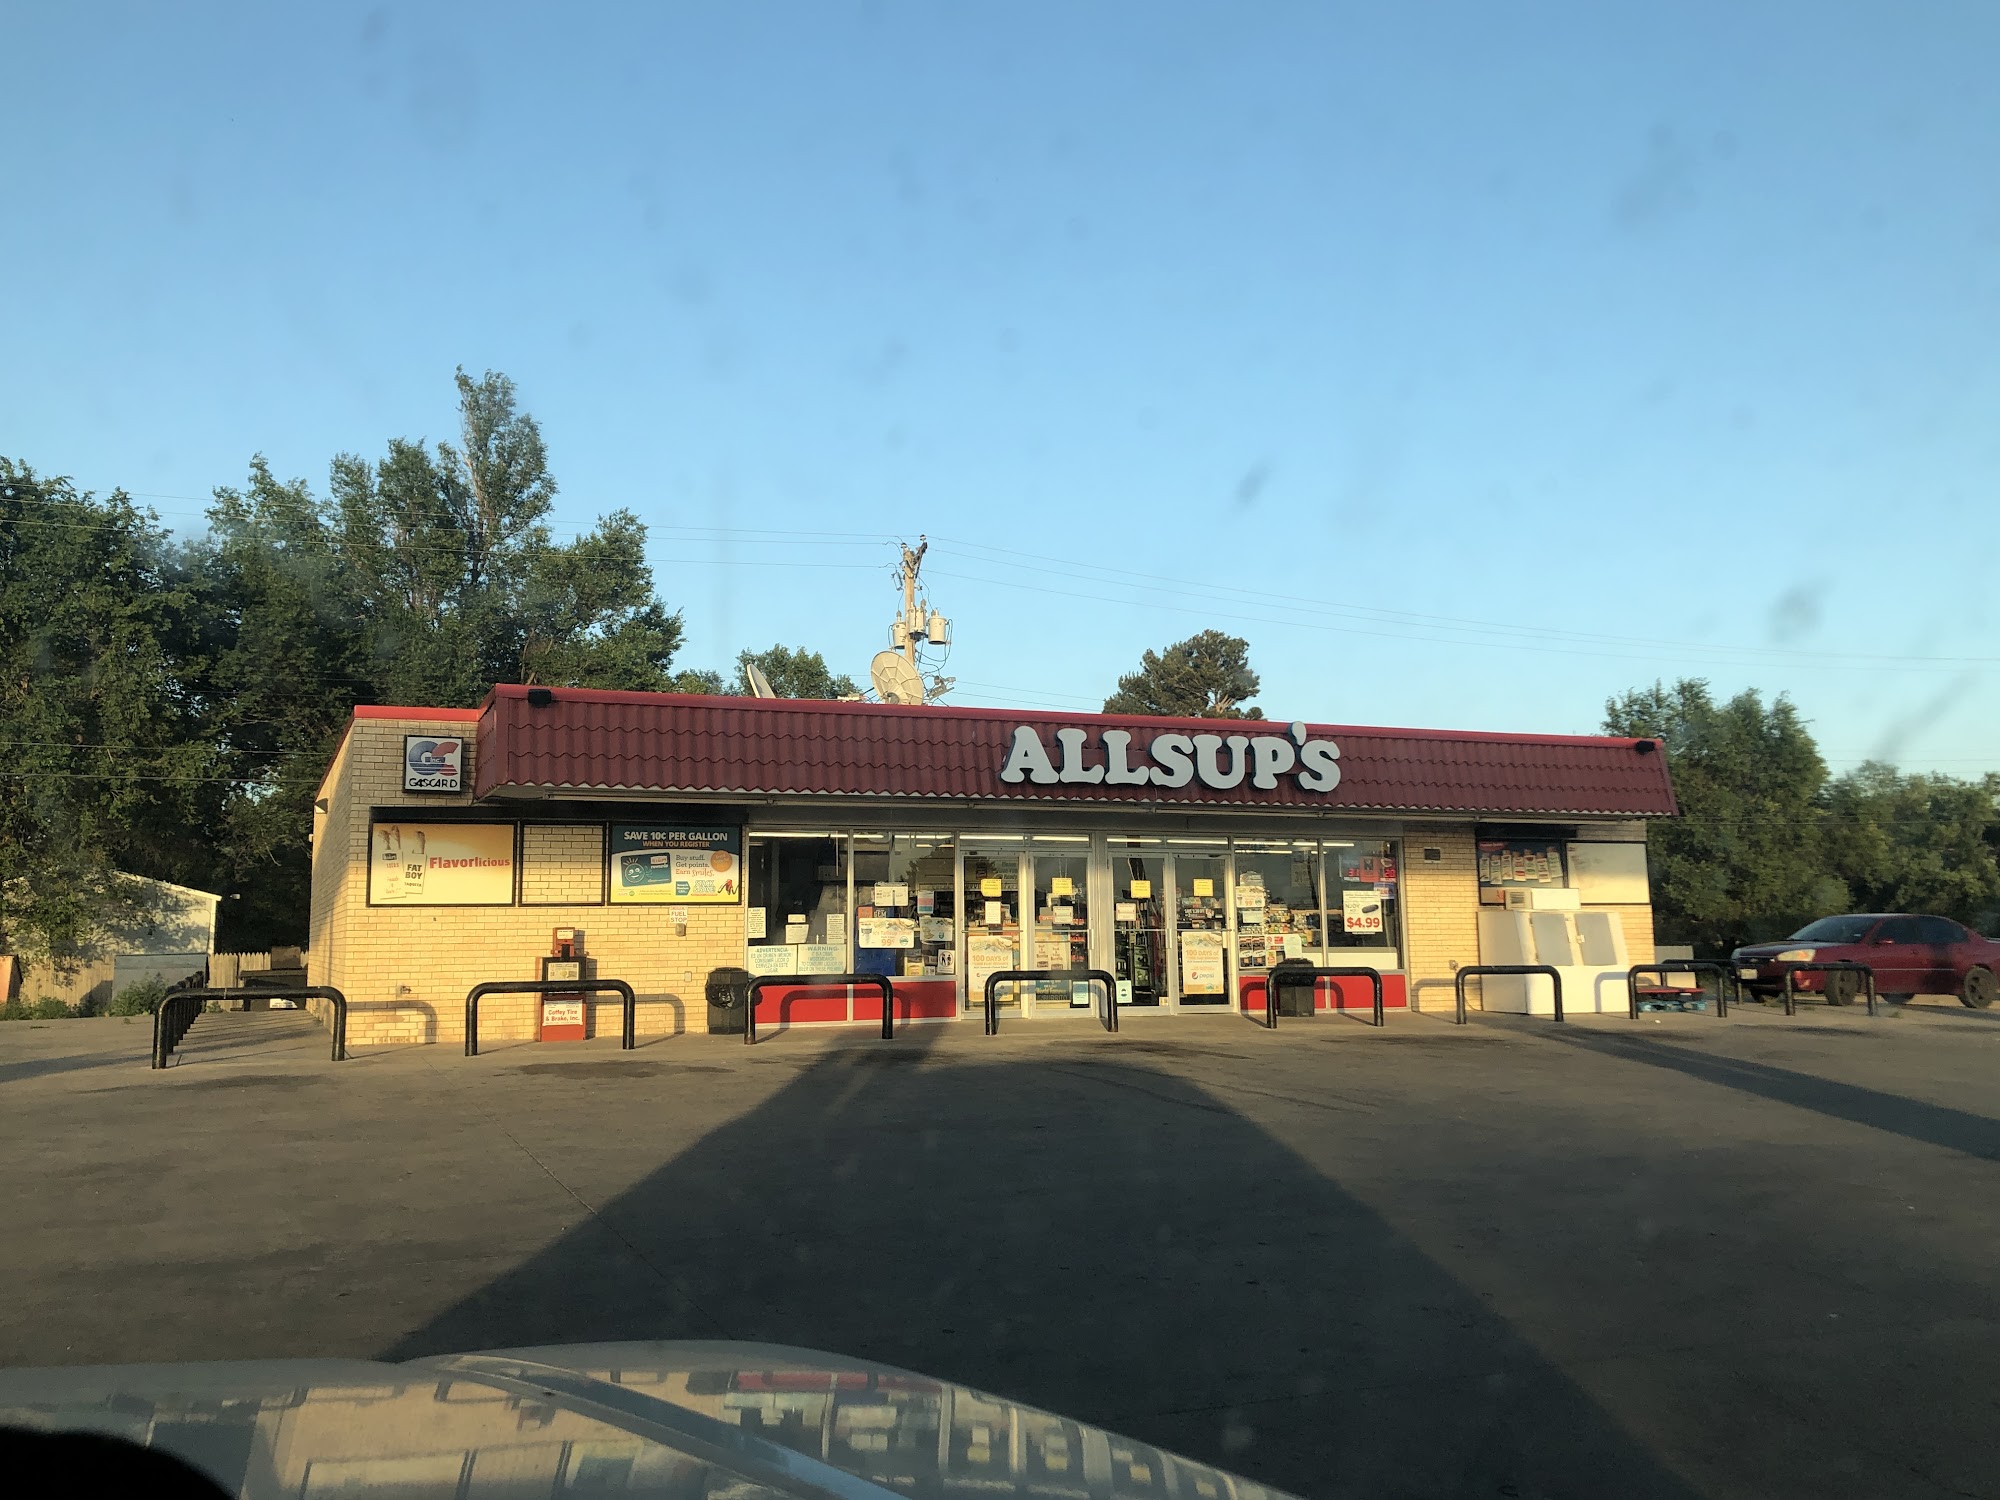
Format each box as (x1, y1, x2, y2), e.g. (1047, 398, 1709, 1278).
(201, 456, 370, 947)
(331, 437, 480, 705)
(670, 668, 728, 694)
(1822, 763, 2000, 930)
(198, 368, 693, 944)
(1603, 679, 1842, 953)
(0, 461, 216, 971)
(514, 512, 687, 690)
(446, 366, 559, 594)
(331, 370, 687, 702)
(1103, 630, 1264, 719)
(734, 645, 859, 699)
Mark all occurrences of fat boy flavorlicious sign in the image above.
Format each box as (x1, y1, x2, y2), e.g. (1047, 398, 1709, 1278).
(999, 722, 1342, 793)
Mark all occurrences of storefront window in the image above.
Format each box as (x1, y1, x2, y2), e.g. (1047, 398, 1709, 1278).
(962, 836, 1023, 1011)
(851, 833, 956, 980)
(1324, 839, 1401, 959)
(1232, 840, 1321, 974)
(744, 833, 849, 977)
(1168, 839, 1229, 1004)
(1476, 837, 1565, 906)
(1108, 836, 1168, 1007)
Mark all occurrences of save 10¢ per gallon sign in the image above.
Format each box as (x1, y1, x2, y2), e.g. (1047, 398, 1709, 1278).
(609, 824, 742, 904)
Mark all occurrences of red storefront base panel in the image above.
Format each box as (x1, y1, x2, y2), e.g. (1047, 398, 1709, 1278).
(1239, 972, 1410, 1014)
(745, 975, 1411, 1027)
(748, 977, 959, 1029)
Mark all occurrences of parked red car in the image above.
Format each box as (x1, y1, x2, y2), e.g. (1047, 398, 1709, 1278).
(1733, 914, 1999, 1008)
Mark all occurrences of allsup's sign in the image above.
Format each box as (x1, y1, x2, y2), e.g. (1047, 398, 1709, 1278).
(999, 722, 1342, 794)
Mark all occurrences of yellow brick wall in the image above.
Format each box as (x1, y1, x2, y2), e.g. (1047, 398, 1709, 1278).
(307, 726, 357, 1033)
(522, 825, 606, 904)
(1607, 905, 1656, 967)
(310, 718, 751, 1047)
(1401, 824, 1482, 1015)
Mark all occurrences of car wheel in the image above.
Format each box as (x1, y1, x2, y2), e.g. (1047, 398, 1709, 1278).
(1824, 969, 1861, 1007)
(1962, 967, 1997, 1010)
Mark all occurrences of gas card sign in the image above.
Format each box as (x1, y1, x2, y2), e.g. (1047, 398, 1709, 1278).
(403, 734, 465, 792)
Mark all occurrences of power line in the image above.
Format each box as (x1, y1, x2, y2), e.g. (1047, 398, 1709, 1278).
(0, 772, 266, 785)
(1, 508, 892, 573)
(15, 486, 1989, 672)
(950, 677, 1104, 709)
(925, 562, 1989, 674)
(927, 535, 1999, 669)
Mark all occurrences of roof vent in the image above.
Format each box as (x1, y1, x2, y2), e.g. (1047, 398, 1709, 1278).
(526, 688, 555, 708)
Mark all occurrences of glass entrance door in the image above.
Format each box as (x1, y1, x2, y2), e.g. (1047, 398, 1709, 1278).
(1028, 837, 1093, 1016)
(963, 836, 1025, 1016)
(1108, 838, 1167, 1007)
(1170, 841, 1230, 1005)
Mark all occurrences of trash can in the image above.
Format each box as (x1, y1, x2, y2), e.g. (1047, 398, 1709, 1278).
(705, 966, 750, 1035)
(1271, 959, 1318, 1017)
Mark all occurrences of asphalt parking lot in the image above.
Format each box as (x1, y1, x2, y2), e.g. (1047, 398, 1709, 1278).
(5, 1000, 1998, 1499)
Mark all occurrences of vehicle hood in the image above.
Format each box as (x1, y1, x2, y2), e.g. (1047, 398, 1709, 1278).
(0, 1340, 1298, 1500)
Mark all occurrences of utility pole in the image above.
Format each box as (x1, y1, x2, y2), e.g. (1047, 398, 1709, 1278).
(865, 536, 948, 704)
(898, 537, 928, 670)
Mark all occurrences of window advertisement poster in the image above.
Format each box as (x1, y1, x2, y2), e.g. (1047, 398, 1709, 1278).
(1335, 848, 1398, 886)
(857, 917, 917, 949)
(1343, 889, 1385, 934)
(797, 943, 847, 974)
(745, 945, 798, 977)
(968, 935, 1018, 995)
(369, 823, 514, 905)
(610, 824, 742, 904)
(1180, 930, 1227, 994)
(1477, 840, 1566, 904)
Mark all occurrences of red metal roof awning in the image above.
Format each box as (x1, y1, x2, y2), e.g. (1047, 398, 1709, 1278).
(464, 686, 1677, 819)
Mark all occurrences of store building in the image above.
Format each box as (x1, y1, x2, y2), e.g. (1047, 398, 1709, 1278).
(308, 686, 1677, 1048)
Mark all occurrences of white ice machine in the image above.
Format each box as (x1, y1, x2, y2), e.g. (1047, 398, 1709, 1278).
(1476, 892, 1631, 1015)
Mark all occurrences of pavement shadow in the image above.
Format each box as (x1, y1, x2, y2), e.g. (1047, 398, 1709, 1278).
(170, 1013, 328, 1065)
(380, 1035, 1699, 1498)
(1546, 1028, 2000, 1162)
(0, 1047, 146, 1086)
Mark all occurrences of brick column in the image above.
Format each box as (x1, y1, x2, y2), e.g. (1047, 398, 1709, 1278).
(1402, 824, 1481, 1016)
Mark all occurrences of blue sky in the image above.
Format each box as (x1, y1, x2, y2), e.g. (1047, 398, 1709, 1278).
(7, 2, 1998, 773)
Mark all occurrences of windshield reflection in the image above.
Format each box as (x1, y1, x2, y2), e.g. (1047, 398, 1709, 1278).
(0, 1344, 1291, 1500)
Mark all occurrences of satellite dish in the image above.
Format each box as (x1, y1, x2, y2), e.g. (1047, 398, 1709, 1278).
(870, 650, 925, 705)
(744, 661, 778, 699)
